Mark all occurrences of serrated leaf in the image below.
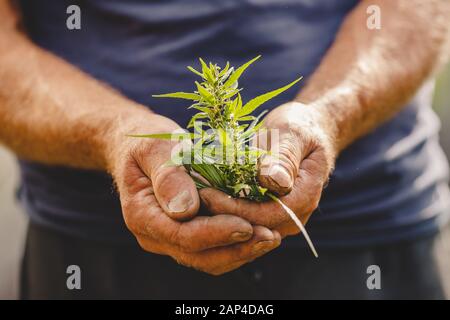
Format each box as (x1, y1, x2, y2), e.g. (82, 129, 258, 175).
(232, 183, 250, 194)
(187, 112, 208, 128)
(258, 186, 268, 195)
(191, 163, 225, 188)
(152, 92, 201, 100)
(223, 88, 241, 100)
(218, 62, 230, 77)
(224, 55, 261, 88)
(199, 58, 215, 83)
(238, 115, 256, 122)
(187, 66, 204, 78)
(230, 93, 242, 115)
(217, 128, 231, 148)
(191, 105, 213, 116)
(127, 132, 197, 140)
(237, 77, 302, 117)
(241, 110, 268, 133)
(220, 67, 234, 84)
(195, 81, 214, 103)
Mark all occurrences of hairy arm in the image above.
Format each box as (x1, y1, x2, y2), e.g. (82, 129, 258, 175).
(0, 1, 281, 275)
(0, 0, 152, 172)
(201, 0, 450, 238)
(297, 0, 450, 152)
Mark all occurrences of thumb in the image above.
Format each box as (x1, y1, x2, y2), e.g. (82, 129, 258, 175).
(152, 165, 200, 221)
(257, 129, 303, 196)
(141, 140, 200, 221)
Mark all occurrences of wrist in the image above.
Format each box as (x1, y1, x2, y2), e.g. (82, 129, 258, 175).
(304, 101, 340, 159)
(102, 106, 177, 179)
(295, 84, 362, 154)
(277, 101, 339, 162)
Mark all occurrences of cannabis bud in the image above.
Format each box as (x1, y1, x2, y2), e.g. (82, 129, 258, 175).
(130, 56, 317, 257)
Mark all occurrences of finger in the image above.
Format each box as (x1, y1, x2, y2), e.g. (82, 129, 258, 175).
(200, 161, 323, 230)
(137, 139, 200, 221)
(271, 164, 325, 236)
(175, 226, 282, 275)
(199, 187, 290, 228)
(153, 165, 200, 221)
(278, 153, 327, 212)
(276, 212, 312, 237)
(126, 192, 254, 252)
(257, 129, 303, 196)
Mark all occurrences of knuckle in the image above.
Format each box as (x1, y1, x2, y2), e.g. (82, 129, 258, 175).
(178, 238, 198, 253)
(167, 223, 184, 248)
(176, 220, 208, 253)
(272, 208, 291, 227)
(304, 196, 319, 214)
(208, 269, 226, 276)
(305, 202, 318, 214)
(122, 204, 141, 234)
(172, 253, 194, 269)
(204, 196, 219, 213)
(178, 256, 218, 275)
(306, 186, 322, 213)
(135, 236, 152, 252)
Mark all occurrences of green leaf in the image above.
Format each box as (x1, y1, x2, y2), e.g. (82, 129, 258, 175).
(232, 183, 250, 194)
(224, 55, 261, 88)
(218, 62, 230, 77)
(193, 119, 206, 136)
(187, 112, 208, 128)
(220, 67, 234, 84)
(199, 58, 215, 83)
(237, 76, 302, 117)
(191, 163, 225, 188)
(238, 115, 256, 122)
(191, 105, 213, 116)
(127, 133, 197, 140)
(258, 186, 268, 195)
(242, 110, 268, 133)
(217, 128, 231, 148)
(187, 66, 204, 78)
(230, 93, 242, 115)
(152, 92, 201, 100)
(223, 88, 241, 100)
(241, 126, 267, 143)
(195, 82, 214, 103)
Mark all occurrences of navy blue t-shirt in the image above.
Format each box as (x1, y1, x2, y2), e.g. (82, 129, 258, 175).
(16, 0, 450, 247)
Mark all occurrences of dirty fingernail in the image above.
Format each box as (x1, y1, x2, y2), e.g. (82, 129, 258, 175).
(268, 165, 292, 189)
(252, 240, 274, 254)
(230, 231, 251, 242)
(167, 190, 193, 213)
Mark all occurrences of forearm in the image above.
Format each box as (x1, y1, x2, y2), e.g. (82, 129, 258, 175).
(0, 2, 153, 172)
(297, 0, 450, 153)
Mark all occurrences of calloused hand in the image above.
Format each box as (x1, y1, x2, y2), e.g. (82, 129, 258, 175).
(200, 102, 336, 237)
(110, 113, 281, 275)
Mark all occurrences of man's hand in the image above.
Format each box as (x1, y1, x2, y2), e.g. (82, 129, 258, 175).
(109, 113, 281, 275)
(0, 1, 281, 275)
(200, 102, 336, 237)
(200, 0, 450, 235)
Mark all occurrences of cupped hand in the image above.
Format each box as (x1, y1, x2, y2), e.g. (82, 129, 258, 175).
(200, 102, 337, 237)
(108, 112, 281, 275)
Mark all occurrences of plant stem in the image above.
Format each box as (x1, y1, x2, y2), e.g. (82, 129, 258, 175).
(267, 193, 318, 258)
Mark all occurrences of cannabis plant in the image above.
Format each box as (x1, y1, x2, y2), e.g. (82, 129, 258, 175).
(130, 56, 317, 257)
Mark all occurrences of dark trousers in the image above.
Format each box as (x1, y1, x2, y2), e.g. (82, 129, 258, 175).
(20, 222, 449, 300)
